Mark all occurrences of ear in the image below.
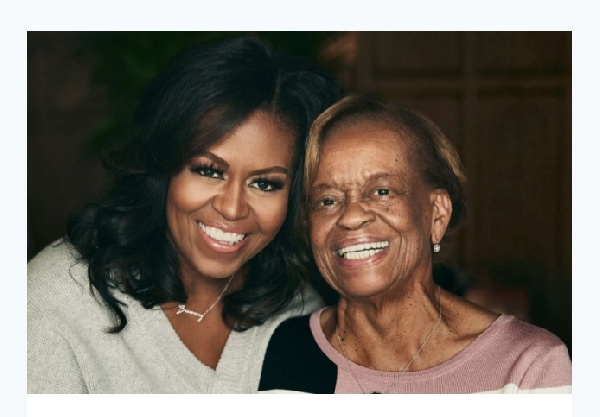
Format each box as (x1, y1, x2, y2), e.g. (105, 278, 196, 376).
(429, 189, 452, 244)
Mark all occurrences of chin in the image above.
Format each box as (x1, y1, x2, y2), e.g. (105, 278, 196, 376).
(336, 280, 393, 300)
(186, 257, 241, 280)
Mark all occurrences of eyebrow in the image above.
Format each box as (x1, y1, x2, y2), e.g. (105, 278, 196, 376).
(311, 173, 402, 189)
(310, 183, 338, 191)
(199, 152, 289, 177)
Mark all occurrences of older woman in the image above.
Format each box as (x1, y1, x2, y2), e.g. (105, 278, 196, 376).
(27, 36, 343, 393)
(258, 95, 572, 394)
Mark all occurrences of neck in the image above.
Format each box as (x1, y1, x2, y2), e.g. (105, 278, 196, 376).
(181, 275, 236, 315)
(331, 283, 442, 371)
(179, 263, 247, 302)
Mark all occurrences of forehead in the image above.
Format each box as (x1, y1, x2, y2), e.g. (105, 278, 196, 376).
(316, 119, 415, 180)
(211, 111, 295, 159)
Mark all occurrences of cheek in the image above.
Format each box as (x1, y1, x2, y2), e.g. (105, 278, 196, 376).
(165, 175, 210, 240)
(254, 193, 290, 234)
(309, 216, 328, 247)
(165, 180, 185, 224)
(309, 218, 334, 273)
(375, 200, 418, 231)
(166, 174, 202, 213)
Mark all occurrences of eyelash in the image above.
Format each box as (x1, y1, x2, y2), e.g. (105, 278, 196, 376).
(249, 177, 284, 192)
(191, 164, 224, 179)
(191, 165, 284, 193)
(311, 188, 392, 209)
(374, 188, 390, 196)
(312, 196, 339, 209)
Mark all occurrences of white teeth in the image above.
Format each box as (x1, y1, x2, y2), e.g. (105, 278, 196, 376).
(337, 241, 389, 259)
(199, 222, 246, 245)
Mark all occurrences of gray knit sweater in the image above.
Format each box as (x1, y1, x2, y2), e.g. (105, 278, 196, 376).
(27, 240, 323, 393)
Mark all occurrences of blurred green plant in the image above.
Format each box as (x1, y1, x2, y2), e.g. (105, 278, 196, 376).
(77, 32, 346, 156)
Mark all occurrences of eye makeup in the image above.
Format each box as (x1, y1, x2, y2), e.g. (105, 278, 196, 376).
(249, 176, 286, 192)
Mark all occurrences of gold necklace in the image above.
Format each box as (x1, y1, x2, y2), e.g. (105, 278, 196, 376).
(176, 274, 234, 323)
(335, 285, 442, 394)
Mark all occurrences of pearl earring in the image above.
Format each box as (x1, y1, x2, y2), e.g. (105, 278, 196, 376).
(433, 243, 440, 253)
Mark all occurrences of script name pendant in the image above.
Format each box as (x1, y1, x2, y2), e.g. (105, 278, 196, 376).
(176, 305, 205, 322)
(173, 273, 234, 324)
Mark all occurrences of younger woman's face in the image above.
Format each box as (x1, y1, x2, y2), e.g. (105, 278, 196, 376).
(166, 110, 295, 282)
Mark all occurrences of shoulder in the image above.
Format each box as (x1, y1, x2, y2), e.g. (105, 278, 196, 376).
(262, 314, 315, 368)
(258, 282, 325, 331)
(493, 315, 572, 369)
(269, 314, 313, 344)
(493, 315, 568, 352)
(259, 311, 337, 393)
(28, 238, 82, 271)
(284, 283, 325, 319)
(478, 315, 572, 391)
(445, 291, 565, 353)
(27, 239, 114, 325)
(247, 283, 324, 342)
(252, 313, 316, 365)
(225, 289, 325, 392)
(467, 315, 570, 364)
(28, 239, 89, 299)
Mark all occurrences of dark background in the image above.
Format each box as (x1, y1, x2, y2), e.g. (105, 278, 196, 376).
(27, 31, 571, 354)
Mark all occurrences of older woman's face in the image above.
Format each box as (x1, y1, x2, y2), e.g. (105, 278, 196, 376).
(166, 111, 295, 281)
(309, 120, 437, 299)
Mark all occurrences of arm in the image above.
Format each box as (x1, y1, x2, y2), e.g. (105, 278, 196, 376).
(28, 312, 89, 393)
(519, 343, 572, 393)
(27, 242, 90, 393)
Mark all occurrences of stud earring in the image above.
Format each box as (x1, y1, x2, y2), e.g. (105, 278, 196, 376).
(433, 243, 440, 253)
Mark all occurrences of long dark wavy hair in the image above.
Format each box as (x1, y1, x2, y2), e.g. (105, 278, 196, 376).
(66, 36, 343, 333)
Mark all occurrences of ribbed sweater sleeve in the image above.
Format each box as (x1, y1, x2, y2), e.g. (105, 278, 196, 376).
(28, 311, 88, 393)
(27, 240, 99, 393)
(518, 342, 572, 392)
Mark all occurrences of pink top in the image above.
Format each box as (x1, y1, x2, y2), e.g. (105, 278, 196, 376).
(309, 309, 572, 394)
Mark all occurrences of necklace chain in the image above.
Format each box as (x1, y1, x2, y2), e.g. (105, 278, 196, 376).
(176, 274, 234, 323)
(335, 285, 442, 394)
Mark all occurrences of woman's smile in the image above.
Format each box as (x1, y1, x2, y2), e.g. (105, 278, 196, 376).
(337, 240, 390, 259)
(198, 221, 249, 252)
(334, 238, 391, 269)
(309, 119, 436, 297)
(166, 110, 295, 281)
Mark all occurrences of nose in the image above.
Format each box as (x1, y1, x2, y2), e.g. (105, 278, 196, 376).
(336, 200, 376, 230)
(211, 180, 250, 221)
